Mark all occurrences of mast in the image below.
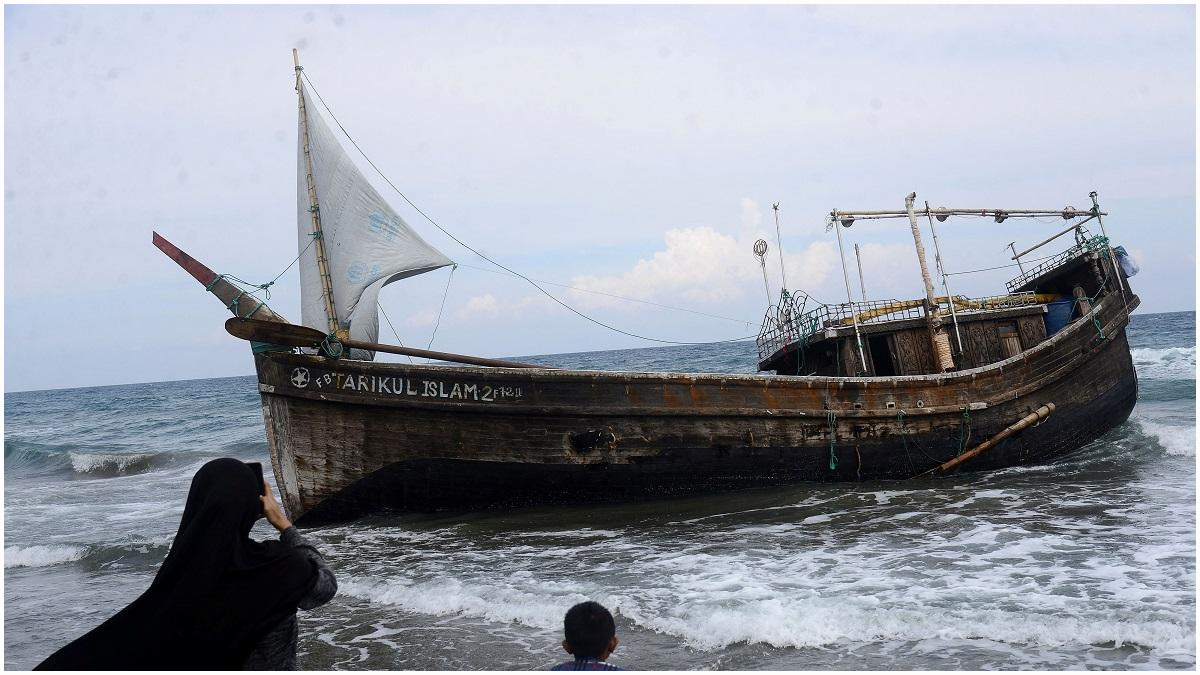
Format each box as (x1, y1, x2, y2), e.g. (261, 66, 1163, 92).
(294, 49, 343, 338)
(924, 200, 963, 355)
(772, 202, 788, 296)
(1090, 191, 1127, 302)
(905, 192, 953, 372)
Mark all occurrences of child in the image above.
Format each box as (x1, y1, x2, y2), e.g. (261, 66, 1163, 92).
(551, 601, 622, 671)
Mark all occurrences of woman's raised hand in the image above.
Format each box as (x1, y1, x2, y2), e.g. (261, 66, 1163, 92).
(261, 482, 293, 532)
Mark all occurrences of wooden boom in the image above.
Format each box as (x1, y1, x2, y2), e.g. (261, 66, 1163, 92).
(225, 317, 547, 370)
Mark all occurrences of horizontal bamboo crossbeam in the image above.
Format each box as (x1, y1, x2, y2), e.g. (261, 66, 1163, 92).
(831, 208, 1106, 221)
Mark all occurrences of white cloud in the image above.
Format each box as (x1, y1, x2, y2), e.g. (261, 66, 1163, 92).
(458, 294, 500, 318)
(455, 293, 547, 320)
(739, 197, 763, 231)
(403, 309, 437, 328)
(566, 221, 838, 312)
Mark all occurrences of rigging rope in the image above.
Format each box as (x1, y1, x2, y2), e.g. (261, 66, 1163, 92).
(944, 248, 1079, 277)
(457, 263, 754, 327)
(300, 71, 754, 346)
(427, 264, 457, 350)
(377, 303, 416, 365)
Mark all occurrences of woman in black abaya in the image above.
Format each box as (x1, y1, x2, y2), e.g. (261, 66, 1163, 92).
(36, 458, 337, 670)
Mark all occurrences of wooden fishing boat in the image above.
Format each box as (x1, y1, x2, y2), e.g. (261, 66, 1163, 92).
(154, 53, 1141, 524)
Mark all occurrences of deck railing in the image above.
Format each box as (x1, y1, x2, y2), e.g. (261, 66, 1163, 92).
(756, 291, 1045, 363)
(1005, 234, 1109, 293)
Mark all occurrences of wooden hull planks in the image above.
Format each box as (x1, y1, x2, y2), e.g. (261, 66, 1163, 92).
(256, 293, 1139, 524)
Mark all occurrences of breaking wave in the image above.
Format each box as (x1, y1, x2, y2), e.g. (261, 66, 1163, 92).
(4, 540, 171, 570)
(1134, 417, 1196, 457)
(4, 545, 86, 568)
(1132, 346, 1196, 380)
(336, 574, 1195, 654)
(4, 443, 177, 478)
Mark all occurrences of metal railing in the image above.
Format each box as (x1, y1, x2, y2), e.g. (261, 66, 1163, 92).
(756, 291, 1046, 363)
(1006, 234, 1109, 293)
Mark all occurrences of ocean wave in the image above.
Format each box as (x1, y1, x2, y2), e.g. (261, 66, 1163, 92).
(4, 442, 178, 478)
(631, 600, 1195, 653)
(1131, 346, 1196, 380)
(4, 539, 171, 570)
(335, 574, 1194, 655)
(68, 452, 165, 476)
(1133, 417, 1196, 457)
(4, 544, 86, 568)
(339, 576, 572, 631)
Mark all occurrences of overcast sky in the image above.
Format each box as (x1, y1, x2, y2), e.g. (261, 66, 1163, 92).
(4, 4, 1195, 392)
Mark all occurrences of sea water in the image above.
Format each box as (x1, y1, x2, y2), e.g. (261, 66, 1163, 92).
(4, 311, 1195, 669)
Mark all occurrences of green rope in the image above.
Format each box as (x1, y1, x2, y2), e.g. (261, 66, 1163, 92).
(827, 410, 839, 470)
(957, 408, 972, 456)
(320, 334, 345, 359)
(896, 410, 915, 473)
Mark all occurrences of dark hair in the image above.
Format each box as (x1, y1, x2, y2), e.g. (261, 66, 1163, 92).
(563, 601, 616, 659)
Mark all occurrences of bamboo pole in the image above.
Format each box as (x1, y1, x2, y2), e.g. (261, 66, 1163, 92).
(832, 208, 1106, 220)
(933, 403, 1055, 474)
(924, 200, 963, 355)
(294, 49, 342, 338)
(905, 193, 953, 372)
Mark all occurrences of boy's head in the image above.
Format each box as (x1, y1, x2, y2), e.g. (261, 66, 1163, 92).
(561, 601, 619, 661)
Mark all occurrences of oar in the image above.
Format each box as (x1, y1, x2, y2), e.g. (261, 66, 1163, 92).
(225, 317, 547, 369)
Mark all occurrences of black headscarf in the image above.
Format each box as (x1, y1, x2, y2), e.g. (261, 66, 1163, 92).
(37, 458, 318, 670)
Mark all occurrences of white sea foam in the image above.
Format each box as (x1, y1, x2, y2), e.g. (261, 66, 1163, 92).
(1134, 417, 1196, 457)
(630, 600, 1196, 653)
(68, 452, 157, 475)
(4, 544, 86, 568)
(339, 576, 572, 631)
(1131, 346, 1196, 380)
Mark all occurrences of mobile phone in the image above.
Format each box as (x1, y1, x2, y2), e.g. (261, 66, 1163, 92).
(246, 462, 265, 495)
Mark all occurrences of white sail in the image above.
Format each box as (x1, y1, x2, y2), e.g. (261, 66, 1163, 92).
(296, 84, 453, 357)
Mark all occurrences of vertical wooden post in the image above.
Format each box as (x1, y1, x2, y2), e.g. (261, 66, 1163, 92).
(905, 193, 953, 372)
(294, 49, 343, 338)
(924, 201, 964, 355)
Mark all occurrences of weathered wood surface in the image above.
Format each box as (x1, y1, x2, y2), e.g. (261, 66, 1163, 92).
(256, 292, 1140, 523)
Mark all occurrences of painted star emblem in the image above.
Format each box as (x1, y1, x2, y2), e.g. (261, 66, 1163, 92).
(290, 367, 310, 389)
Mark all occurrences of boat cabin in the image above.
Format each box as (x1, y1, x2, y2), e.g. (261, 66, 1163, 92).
(757, 201, 1132, 378)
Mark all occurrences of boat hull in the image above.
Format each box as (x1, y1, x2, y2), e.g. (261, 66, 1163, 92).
(257, 295, 1138, 524)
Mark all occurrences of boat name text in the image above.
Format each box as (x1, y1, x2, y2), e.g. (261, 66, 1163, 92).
(290, 367, 522, 402)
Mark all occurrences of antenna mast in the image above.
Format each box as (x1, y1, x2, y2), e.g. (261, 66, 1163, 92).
(772, 202, 788, 295)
